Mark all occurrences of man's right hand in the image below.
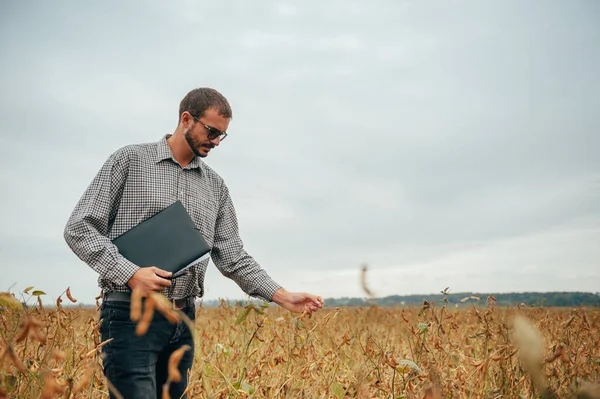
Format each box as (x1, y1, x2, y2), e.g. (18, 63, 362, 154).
(127, 266, 172, 294)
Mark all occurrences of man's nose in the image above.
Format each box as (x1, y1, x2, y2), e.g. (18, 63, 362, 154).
(210, 136, 221, 146)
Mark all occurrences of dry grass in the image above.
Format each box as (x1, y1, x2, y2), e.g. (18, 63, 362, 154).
(1, 288, 599, 398)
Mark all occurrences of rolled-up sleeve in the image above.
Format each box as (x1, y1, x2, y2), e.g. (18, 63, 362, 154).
(210, 182, 282, 302)
(63, 151, 139, 285)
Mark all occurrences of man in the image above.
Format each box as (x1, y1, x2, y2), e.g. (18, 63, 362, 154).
(63, 87, 324, 399)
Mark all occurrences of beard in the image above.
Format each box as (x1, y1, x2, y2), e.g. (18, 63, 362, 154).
(184, 125, 210, 157)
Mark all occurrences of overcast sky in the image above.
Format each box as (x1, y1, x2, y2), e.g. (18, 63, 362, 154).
(1, 1, 598, 304)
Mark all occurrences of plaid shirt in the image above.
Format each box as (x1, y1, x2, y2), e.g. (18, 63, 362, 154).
(64, 135, 281, 302)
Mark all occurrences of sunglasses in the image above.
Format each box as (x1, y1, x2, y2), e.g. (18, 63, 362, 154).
(191, 115, 228, 141)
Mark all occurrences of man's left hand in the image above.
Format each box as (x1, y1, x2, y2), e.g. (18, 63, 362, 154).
(272, 288, 324, 315)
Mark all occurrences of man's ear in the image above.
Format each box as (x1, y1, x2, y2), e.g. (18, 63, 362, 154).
(180, 111, 194, 129)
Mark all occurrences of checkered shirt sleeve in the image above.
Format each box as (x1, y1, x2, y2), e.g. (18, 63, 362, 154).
(211, 183, 282, 302)
(63, 152, 140, 285)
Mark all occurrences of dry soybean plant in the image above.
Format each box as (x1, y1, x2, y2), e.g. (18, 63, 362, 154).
(1, 286, 599, 398)
(0, 287, 191, 399)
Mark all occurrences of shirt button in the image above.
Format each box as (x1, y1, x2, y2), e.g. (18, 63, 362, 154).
(180, 191, 184, 196)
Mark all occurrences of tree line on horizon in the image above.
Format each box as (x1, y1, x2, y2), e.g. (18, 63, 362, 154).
(318, 291, 600, 307)
(200, 291, 600, 308)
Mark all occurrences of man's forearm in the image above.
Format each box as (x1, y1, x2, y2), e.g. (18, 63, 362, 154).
(211, 246, 282, 302)
(271, 287, 290, 305)
(64, 216, 139, 285)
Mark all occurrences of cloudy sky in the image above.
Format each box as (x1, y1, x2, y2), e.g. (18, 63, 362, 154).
(1, 1, 598, 304)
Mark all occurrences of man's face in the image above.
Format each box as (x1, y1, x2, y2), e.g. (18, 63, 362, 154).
(184, 108, 230, 158)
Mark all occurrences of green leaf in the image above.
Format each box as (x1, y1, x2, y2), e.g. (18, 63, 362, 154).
(23, 286, 35, 294)
(396, 359, 423, 375)
(468, 332, 487, 339)
(236, 307, 251, 324)
(215, 343, 231, 356)
(253, 307, 265, 315)
(232, 382, 255, 394)
(245, 303, 264, 315)
(292, 318, 306, 329)
(240, 382, 254, 395)
(32, 290, 46, 296)
(0, 293, 23, 309)
(3, 374, 17, 391)
(202, 364, 213, 377)
(331, 381, 343, 398)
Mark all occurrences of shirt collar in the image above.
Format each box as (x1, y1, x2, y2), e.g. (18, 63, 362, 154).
(155, 134, 204, 170)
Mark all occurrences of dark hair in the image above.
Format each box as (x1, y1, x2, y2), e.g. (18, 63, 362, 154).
(178, 88, 232, 121)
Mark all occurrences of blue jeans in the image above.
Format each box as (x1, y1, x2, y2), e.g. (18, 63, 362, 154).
(99, 300, 195, 399)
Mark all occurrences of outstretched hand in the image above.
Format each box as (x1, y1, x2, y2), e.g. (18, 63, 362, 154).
(272, 288, 324, 316)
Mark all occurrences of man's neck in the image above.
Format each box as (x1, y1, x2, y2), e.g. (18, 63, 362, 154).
(166, 132, 195, 168)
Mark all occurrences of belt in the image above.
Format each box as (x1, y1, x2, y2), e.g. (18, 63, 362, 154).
(103, 291, 195, 310)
